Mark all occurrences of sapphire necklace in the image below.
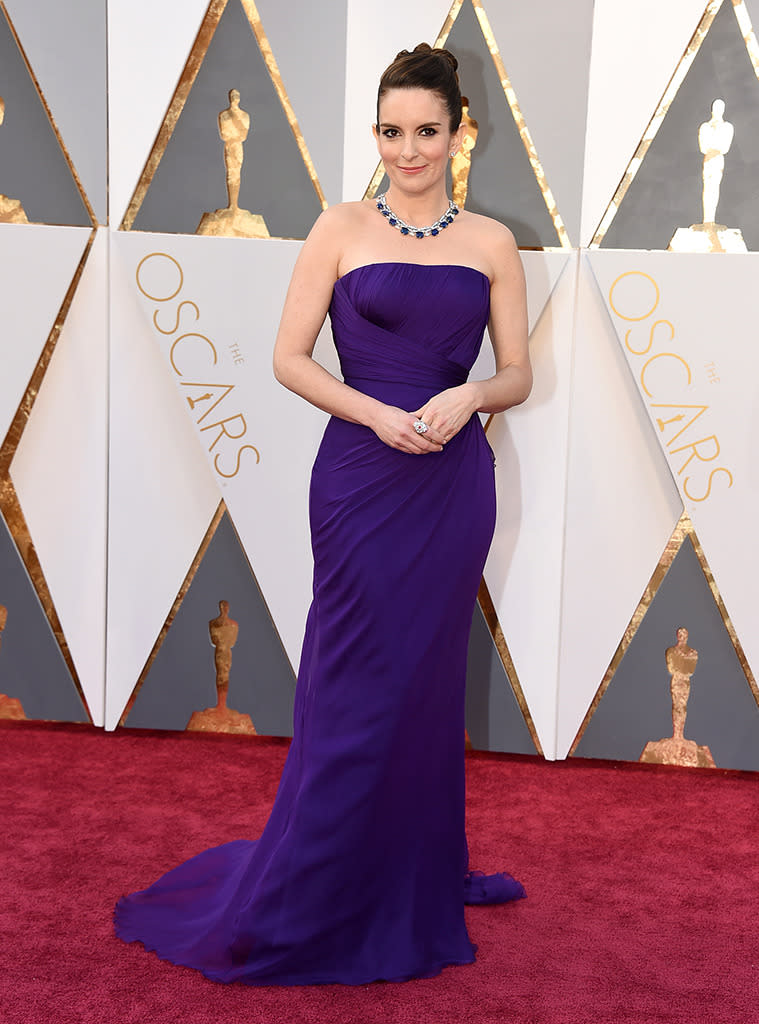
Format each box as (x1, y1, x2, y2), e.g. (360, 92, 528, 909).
(375, 192, 459, 238)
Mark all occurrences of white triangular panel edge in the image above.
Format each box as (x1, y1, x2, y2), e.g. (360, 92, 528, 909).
(343, 0, 453, 201)
(483, 251, 577, 761)
(106, 231, 222, 730)
(586, 248, 759, 694)
(580, 0, 709, 246)
(111, 232, 336, 685)
(107, 0, 210, 226)
(556, 253, 683, 758)
(10, 228, 108, 724)
(0, 224, 91, 444)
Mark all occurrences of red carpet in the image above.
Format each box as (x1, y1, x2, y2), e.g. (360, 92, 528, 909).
(1, 721, 757, 1024)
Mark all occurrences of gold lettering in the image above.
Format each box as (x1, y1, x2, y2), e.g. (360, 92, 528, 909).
(153, 299, 200, 336)
(608, 271, 660, 322)
(670, 435, 720, 475)
(624, 318, 674, 356)
(684, 467, 733, 502)
(135, 252, 184, 302)
(650, 403, 709, 447)
(215, 444, 261, 478)
(169, 333, 218, 376)
(200, 412, 248, 452)
(640, 352, 692, 398)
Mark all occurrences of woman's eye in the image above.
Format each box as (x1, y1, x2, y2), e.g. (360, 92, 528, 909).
(382, 128, 399, 138)
(420, 128, 437, 137)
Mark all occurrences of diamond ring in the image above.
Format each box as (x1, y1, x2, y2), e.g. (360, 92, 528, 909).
(413, 419, 429, 435)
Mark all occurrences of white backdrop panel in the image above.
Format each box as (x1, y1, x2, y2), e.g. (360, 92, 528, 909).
(106, 232, 222, 730)
(0, 224, 91, 443)
(114, 233, 337, 675)
(556, 253, 683, 758)
(587, 249, 759, 688)
(483, 251, 575, 760)
(107, 0, 209, 226)
(10, 228, 108, 724)
(581, 0, 708, 245)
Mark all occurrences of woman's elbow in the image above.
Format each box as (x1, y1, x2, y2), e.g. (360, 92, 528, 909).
(272, 350, 291, 387)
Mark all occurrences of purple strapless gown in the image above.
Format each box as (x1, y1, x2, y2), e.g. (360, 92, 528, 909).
(114, 262, 525, 986)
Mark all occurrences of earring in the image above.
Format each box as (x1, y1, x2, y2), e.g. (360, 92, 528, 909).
(449, 150, 456, 158)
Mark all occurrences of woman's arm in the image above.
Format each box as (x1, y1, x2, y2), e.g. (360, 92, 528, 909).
(272, 205, 445, 454)
(413, 224, 531, 440)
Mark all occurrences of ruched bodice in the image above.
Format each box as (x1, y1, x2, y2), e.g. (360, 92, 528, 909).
(114, 261, 524, 987)
(330, 262, 490, 398)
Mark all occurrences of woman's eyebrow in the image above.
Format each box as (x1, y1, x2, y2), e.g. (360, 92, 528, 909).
(379, 120, 443, 130)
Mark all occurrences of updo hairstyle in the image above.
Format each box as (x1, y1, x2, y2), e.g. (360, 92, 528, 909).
(376, 43, 462, 134)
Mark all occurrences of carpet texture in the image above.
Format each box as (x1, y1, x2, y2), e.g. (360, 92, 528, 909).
(1, 721, 757, 1024)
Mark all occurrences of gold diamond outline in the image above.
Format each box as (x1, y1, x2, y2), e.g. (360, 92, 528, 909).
(0, 2, 97, 227)
(120, 0, 328, 234)
(568, 509, 759, 756)
(589, 0, 759, 249)
(0, 228, 97, 723)
(363, 0, 571, 251)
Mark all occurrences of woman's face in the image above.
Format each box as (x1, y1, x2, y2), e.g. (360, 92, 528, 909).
(374, 87, 461, 196)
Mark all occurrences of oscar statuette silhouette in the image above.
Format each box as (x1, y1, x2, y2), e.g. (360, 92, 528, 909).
(196, 89, 271, 238)
(668, 100, 747, 253)
(186, 600, 257, 735)
(640, 627, 716, 768)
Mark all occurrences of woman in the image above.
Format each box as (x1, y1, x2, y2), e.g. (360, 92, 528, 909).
(115, 43, 531, 986)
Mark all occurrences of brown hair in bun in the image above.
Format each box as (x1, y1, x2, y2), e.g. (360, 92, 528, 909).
(377, 43, 462, 133)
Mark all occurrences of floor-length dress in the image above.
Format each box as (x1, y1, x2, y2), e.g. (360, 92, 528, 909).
(114, 262, 525, 986)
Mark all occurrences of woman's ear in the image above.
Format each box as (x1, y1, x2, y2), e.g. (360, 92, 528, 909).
(449, 123, 465, 157)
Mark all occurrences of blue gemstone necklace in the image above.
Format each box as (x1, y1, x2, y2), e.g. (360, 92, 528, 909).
(375, 192, 459, 238)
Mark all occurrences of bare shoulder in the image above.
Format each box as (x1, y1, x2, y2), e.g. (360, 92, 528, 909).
(302, 201, 373, 262)
(461, 210, 518, 254)
(311, 200, 373, 233)
(456, 211, 520, 281)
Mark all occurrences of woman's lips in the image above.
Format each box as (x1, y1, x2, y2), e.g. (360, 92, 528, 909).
(398, 165, 426, 174)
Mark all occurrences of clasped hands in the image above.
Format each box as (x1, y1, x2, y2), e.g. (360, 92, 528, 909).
(371, 383, 480, 455)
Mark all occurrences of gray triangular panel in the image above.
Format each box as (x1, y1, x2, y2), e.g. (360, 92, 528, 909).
(574, 537, 759, 771)
(445, 0, 561, 246)
(125, 511, 296, 735)
(465, 602, 536, 754)
(0, 512, 87, 721)
(601, 1, 759, 250)
(0, 10, 90, 226)
(132, 0, 322, 238)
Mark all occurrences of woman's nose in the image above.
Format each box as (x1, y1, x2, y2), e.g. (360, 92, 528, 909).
(400, 135, 418, 160)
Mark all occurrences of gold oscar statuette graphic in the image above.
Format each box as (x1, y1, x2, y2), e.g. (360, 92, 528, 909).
(186, 600, 257, 735)
(0, 97, 29, 224)
(668, 100, 747, 253)
(196, 89, 270, 239)
(640, 628, 716, 768)
(451, 97, 478, 209)
(0, 605, 27, 720)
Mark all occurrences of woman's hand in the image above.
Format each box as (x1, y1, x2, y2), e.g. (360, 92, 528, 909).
(370, 405, 446, 454)
(412, 383, 480, 445)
